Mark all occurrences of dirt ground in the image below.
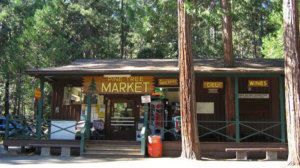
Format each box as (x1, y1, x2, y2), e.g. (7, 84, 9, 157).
(0, 144, 288, 168)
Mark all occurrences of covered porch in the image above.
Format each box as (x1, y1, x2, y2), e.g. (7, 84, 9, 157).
(3, 59, 287, 158)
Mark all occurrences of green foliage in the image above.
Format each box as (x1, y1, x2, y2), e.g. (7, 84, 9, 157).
(137, 47, 164, 59)
(262, 9, 284, 59)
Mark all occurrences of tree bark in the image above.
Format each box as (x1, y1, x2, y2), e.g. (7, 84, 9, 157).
(222, 0, 233, 67)
(225, 77, 235, 137)
(178, 0, 201, 160)
(120, 0, 125, 59)
(4, 79, 9, 116)
(222, 0, 235, 138)
(283, 0, 300, 166)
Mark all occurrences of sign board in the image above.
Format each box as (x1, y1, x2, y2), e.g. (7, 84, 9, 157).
(239, 94, 269, 99)
(141, 95, 151, 103)
(83, 76, 154, 94)
(158, 78, 178, 86)
(197, 102, 214, 114)
(248, 80, 269, 87)
(50, 120, 75, 140)
(35, 88, 41, 100)
(203, 82, 223, 89)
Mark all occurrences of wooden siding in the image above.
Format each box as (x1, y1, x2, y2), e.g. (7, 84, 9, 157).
(238, 77, 281, 142)
(196, 77, 226, 141)
(51, 78, 83, 120)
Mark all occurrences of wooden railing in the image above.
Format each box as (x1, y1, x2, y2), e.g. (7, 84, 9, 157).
(80, 123, 88, 154)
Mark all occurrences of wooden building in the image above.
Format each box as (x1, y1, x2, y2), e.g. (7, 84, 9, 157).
(3, 59, 287, 158)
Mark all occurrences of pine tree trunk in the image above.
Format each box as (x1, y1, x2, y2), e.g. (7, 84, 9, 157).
(225, 77, 235, 137)
(120, 0, 125, 59)
(5, 79, 9, 116)
(222, 0, 235, 137)
(222, 0, 233, 67)
(283, 0, 300, 166)
(178, 0, 201, 160)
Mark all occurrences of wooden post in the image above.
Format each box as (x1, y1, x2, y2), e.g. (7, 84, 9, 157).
(141, 103, 149, 155)
(86, 93, 91, 139)
(279, 76, 286, 143)
(178, 0, 201, 160)
(37, 76, 44, 139)
(234, 77, 240, 142)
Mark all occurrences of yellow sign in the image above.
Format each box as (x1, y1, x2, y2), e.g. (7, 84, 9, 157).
(158, 79, 178, 86)
(248, 80, 269, 87)
(83, 76, 154, 94)
(203, 82, 223, 89)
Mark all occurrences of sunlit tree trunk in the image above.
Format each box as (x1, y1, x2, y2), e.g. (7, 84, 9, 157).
(283, 0, 300, 166)
(178, 0, 201, 160)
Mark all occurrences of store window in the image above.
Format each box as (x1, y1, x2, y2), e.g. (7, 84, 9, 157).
(63, 87, 83, 105)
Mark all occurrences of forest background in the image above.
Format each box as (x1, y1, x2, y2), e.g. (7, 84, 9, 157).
(0, 0, 290, 117)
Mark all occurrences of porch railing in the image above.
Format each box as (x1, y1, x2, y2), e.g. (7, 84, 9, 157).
(4, 115, 83, 140)
(4, 115, 286, 144)
(148, 120, 285, 143)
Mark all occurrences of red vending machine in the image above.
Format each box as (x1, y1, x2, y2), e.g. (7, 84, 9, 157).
(149, 100, 164, 139)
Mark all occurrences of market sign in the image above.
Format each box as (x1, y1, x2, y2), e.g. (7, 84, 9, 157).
(203, 81, 223, 89)
(83, 76, 154, 94)
(248, 80, 269, 87)
(35, 88, 41, 100)
(158, 78, 178, 86)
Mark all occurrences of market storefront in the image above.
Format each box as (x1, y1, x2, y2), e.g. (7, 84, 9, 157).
(3, 59, 287, 157)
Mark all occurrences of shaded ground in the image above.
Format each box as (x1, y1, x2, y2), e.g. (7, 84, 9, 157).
(0, 144, 287, 168)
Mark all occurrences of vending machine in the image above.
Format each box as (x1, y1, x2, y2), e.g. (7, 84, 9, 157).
(149, 100, 165, 139)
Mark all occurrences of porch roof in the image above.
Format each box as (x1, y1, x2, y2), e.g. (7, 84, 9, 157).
(25, 58, 284, 77)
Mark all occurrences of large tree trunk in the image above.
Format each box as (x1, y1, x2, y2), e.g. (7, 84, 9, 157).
(222, 0, 235, 138)
(225, 77, 235, 137)
(178, 0, 200, 160)
(222, 0, 233, 67)
(283, 0, 300, 166)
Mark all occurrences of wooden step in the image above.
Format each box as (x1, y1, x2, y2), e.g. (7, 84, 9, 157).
(83, 150, 142, 155)
(86, 140, 141, 145)
(82, 140, 144, 158)
(85, 146, 140, 151)
(81, 153, 144, 158)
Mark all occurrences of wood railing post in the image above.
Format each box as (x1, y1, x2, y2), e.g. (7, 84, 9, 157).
(37, 76, 44, 139)
(234, 76, 240, 142)
(141, 103, 149, 155)
(279, 76, 286, 143)
(86, 93, 91, 140)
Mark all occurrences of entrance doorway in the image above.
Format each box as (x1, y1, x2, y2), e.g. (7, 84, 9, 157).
(109, 99, 137, 140)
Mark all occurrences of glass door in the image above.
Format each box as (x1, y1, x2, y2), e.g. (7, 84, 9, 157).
(110, 100, 136, 140)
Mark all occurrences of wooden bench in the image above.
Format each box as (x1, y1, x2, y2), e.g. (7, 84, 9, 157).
(29, 143, 80, 157)
(225, 148, 287, 160)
